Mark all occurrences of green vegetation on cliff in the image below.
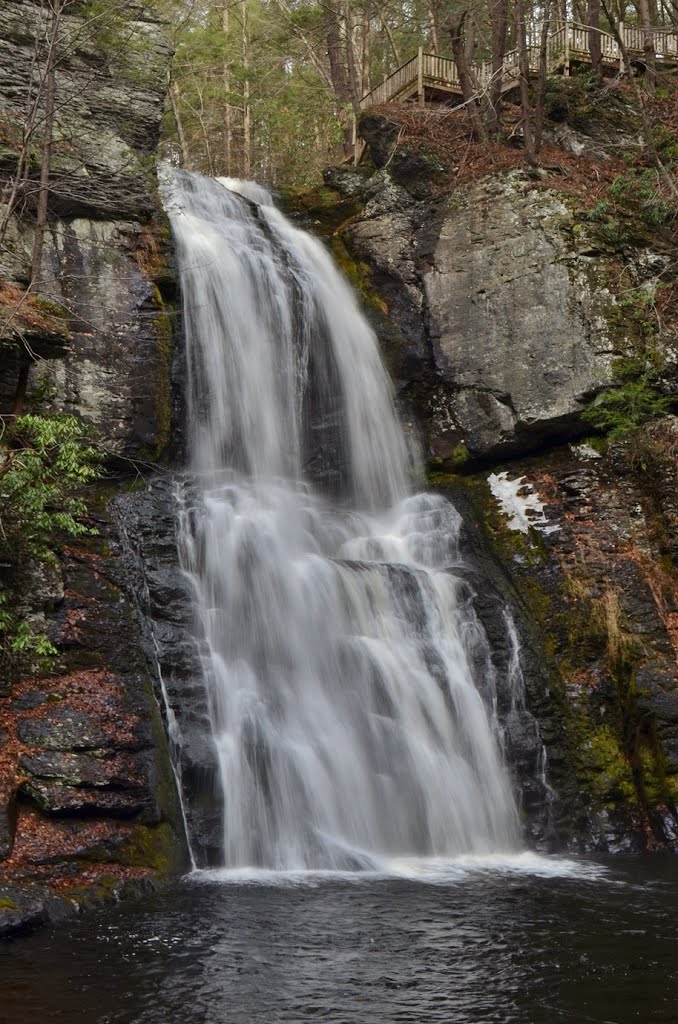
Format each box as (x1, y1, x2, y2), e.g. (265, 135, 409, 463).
(0, 414, 101, 668)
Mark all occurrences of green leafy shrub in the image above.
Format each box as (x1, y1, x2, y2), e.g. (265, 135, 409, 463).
(608, 169, 673, 227)
(582, 200, 610, 223)
(583, 379, 669, 439)
(0, 414, 101, 666)
(0, 414, 101, 558)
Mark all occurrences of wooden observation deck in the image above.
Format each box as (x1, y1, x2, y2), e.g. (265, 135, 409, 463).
(354, 21, 678, 159)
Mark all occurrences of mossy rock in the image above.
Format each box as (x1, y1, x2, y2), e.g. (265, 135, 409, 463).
(357, 112, 447, 198)
(119, 821, 184, 876)
(278, 186, 364, 235)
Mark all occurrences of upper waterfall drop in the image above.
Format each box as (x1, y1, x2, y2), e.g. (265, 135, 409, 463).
(161, 168, 521, 870)
(165, 168, 411, 511)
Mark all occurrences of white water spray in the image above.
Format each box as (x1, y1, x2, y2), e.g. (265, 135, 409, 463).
(162, 169, 520, 869)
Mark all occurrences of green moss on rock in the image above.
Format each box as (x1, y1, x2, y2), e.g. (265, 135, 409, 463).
(150, 284, 173, 461)
(119, 821, 181, 876)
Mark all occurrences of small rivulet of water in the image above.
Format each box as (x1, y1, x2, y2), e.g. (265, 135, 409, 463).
(160, 169, 521, 871)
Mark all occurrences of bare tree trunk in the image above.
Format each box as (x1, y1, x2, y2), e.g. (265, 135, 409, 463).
(241, 0, 251, 177)
(343, 0, 362, 111)
(374, 1, 401, 63)
(169, 79, 191, 168)
(30, 0, 63, 292)
(516, 0, 537, 165)
(222, 2, 232, 175)
(534, 0, 552, 153)
(326, 0, 351, 102)
(361, 1, 372, 96)
(325, 0, 353, 156)
(637, 0, 657, 91)
(659, 0, 677, 26)
(427, 2, 440, 53)
(13, 0, 64, 417)
(448, 11, 489, 144)
(489, 0, 509, 132)
(0, 34, 42, 248)
(587, 0, 603, 75)
(192, 81, 214, 174)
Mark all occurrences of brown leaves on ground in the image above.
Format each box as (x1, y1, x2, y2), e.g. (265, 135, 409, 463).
(368, 99, 625, 201)
(0, 667, 146, 891)
(368, 76, 678, 215)
(0, 282, 69, 344)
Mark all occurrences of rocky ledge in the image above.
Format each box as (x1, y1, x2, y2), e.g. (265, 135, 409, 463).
(0, 496, 188, 939)
(320, 93, 675, 466)
(0, 0, 177, 460)
(0, 0, 185, 937)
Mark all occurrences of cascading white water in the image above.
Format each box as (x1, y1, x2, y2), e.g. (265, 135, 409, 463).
(162, 169, 520, 869)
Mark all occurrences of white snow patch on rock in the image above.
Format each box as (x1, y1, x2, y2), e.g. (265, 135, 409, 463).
(488, 472, 559, 535)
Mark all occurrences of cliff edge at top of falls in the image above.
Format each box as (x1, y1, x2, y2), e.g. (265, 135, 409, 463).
(288, 80, 678, 853)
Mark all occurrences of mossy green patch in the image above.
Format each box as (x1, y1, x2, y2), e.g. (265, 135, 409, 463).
(581, 724, 636, 808)
(30, 295, 70, 324)
(427, 445, 471, 482)
(452, 465, 675, 836)
(150, 284, 173, 462)
(330, 236, 388, 317)
(278, 186, 364, 235)
(119, 822, 179, 876)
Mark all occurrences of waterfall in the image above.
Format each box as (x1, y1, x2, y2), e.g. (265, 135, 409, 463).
(161, 169, 521, 870)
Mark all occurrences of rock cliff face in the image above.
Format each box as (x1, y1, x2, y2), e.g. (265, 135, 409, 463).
(0, 0, 176, 459)
(317, 99, 678, 850)
(0, 1, 186, 936)
(423, 177, 614, 458)
(338, 162, 670, 462)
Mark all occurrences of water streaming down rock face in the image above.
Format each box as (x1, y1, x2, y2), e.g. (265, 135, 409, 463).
(163, 169, 521, 869)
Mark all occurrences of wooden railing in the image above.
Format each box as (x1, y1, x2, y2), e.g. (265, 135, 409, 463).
(361, 54, 420, 107)
(359, 21, 678, 112)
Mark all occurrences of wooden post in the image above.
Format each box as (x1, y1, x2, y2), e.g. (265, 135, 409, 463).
(564, 19, 570, 75)
(618, 21, 624, 72)
(417, 46, 424, 107)
(352, 112, 358, 165)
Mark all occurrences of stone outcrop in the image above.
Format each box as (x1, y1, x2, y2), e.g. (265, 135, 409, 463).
(461, 427, 678, 851)
(330, 107, 675, 466)
(0, 508, 188, 938)
(0, 0, 176, 461)
(0, 1, 185, 936)
(424, 176, 615, 457)
(112, 479, 223, 867)
(343, 167, 626, 461)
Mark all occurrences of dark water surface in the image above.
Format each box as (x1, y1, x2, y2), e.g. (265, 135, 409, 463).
(2, 855, 677, 1024)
